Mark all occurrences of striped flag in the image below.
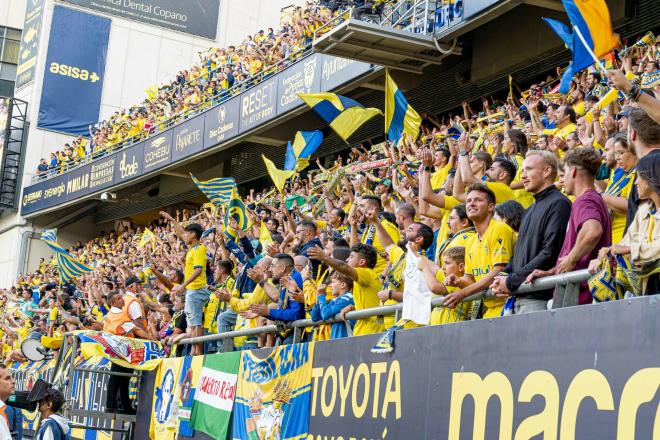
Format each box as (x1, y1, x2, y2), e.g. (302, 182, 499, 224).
(299, 92, 382, 141)
(56, 252, 94, 283)
(41, 229, 69, 254)
(191, 174, 236, 207)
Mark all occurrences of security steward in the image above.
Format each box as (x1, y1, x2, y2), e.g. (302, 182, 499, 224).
(103, 282, 155, 415)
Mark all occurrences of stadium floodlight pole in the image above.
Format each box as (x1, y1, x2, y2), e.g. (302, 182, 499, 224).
(572, 25, 607, 76)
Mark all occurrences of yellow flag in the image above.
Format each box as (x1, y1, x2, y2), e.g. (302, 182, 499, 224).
(259, 221, 273, 249)
(146, 85, 159, 100)
(138, 228, 156, 249)
(262, 155, 295, 193)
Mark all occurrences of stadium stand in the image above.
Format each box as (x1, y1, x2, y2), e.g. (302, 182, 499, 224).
(2, 0, 659, 436)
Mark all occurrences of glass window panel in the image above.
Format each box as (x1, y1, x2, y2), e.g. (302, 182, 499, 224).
(0, 62, 17, 81)
(1, 39, 19, 63)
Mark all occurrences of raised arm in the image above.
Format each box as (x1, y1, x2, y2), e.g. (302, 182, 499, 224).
(307, 246, 358, 281)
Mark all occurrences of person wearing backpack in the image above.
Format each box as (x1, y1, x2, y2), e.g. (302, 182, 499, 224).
(30, 386, 70, 440)
(5, 404, 23, 439)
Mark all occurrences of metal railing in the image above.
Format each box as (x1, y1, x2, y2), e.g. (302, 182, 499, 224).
(32, 46, 315, 183)
(179, 269, 591, 348)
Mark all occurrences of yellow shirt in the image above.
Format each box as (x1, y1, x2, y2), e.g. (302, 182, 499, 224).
(184, 244, 207, 290)
(543, 122, 576, 140)
(228, 283, 273, 312)
(605, 168, 637, 244)
(203, 277, 236, 331)
(486, 181, 515, 204)
(465, 220, 516, 318)
(362, 219, 400, 274)
(435, 227, 476, 281)
(353, 267, 385, 336)
(430, 164, 451, 191)
(48, 307, 59, 323)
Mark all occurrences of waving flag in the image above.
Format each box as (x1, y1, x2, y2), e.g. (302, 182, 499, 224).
(224, 191, 249, 235)
(56, 252, 94, 283)
(544, 0, 619, 93)
(259, 221, 274, 250)
(284, 130, 324, 172)
(299, 92, 382, 141)
(191, 174, 236, 207)
(42, 228, 95, 282)
(262, 155, 295, 193)
(41, 229, 69, 254)
(385, 69, 421, 145)
(138, 227, 156, 249)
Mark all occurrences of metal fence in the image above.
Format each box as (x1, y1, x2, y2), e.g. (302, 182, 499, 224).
(178, 269, 591, 349)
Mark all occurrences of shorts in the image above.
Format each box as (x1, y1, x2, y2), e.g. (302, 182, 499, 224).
(185, 288, 209, 327)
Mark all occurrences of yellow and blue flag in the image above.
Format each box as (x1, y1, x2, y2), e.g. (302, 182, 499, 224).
(299, 92, 382, 141)
(224, 191, 249, 241)
(75, 330, 164, 370)
(56, 252, 94, 283)
(232, 343, 315, 440)
(263, 155, 295, 193)
(41, 229, 69, 254)
(385, 69, 421, 145)
(544, 0, 618, 93)
(191, 174, 236, 207)
(138, 227, 156, 249)
(284, 130, 324, 172)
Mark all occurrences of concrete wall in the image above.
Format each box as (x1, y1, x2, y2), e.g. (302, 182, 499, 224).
(0, 0, 27, 29)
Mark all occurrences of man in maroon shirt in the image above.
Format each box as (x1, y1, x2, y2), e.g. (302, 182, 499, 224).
(527, 147, 611, 304)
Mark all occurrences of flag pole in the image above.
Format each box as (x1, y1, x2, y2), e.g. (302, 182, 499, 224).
(573, 25, 607, 76)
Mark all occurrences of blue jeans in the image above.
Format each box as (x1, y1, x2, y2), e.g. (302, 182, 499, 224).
(217, 309, 237, 352)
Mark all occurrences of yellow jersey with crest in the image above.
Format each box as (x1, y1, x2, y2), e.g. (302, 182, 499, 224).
(464, 220, 516, 318)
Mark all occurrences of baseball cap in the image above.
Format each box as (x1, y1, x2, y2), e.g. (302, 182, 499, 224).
(125, 276, 141, 288)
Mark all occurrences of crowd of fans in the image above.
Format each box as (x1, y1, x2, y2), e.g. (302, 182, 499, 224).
(8, 13, 660, 401)
(36, 1, 337, 178)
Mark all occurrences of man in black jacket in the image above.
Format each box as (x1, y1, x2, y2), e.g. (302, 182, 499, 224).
(490, 150, 571, 313)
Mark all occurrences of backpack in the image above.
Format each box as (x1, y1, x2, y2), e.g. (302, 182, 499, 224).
(37, 418, 70, 440)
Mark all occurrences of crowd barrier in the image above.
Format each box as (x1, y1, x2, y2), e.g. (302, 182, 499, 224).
(134, 294, 659, 440)
(178, 269, 591, 348)
(13, 269, 659, 440)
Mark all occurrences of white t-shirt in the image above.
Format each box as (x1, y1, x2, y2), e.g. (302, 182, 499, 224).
(123, 292, 144, 320)
(0, 400, 12, 440)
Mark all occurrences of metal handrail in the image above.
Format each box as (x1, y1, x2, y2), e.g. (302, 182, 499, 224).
(32, 47, 315, 183)
(178, 269, 592, 346)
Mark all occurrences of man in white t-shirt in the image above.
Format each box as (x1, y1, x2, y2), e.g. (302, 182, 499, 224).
(0, 363, 16, 439)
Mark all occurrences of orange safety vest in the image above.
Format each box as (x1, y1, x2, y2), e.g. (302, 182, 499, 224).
(123, 294, 146, 328)
(103, 308, 132, 336)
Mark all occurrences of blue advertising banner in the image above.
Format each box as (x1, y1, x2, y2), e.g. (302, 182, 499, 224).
(114, 141, 145, 183)
(277, 54, 322, 114)
(21, 53, 374, 217)
(203, 97, 240, 148)
(143, 129, 173, 171)
(239, 77, 278, 132)
(320, 55, 372, 92)
(37, 6, 111, 135)
(172, 116, 205, 162)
